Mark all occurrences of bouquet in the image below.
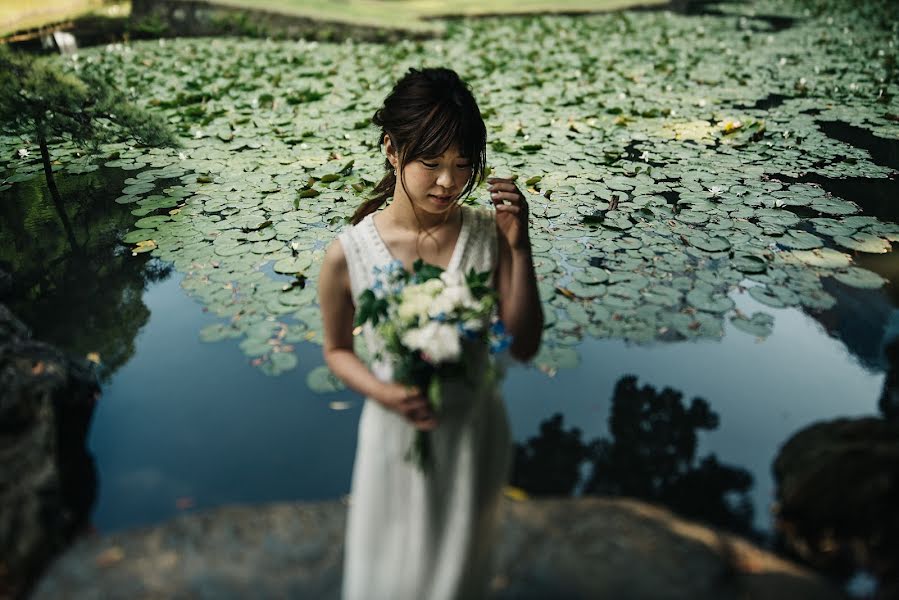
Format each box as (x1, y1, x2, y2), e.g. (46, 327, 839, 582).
(354, 259, 511, 471)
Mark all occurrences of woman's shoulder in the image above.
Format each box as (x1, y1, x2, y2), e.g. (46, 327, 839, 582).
(323, 235, 348, 272)
(335, 214, 371, 245)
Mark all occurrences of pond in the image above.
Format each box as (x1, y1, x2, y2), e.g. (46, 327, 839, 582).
(1, 0, 898, 590)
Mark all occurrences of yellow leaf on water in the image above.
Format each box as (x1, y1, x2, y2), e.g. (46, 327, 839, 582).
(131, 240, 157, 256)
(720, 119, 743, 134)
(503, 486, 529, 502)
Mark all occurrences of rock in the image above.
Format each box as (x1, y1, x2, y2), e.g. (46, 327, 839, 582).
(773, 417, 899, 594)
(33, 496, 839, 599)
(0, 303, 99, 599)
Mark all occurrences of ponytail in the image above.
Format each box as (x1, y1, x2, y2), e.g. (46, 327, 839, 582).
(350, 159, 396, 225)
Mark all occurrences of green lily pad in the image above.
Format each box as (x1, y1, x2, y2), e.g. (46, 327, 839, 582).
(833, 233, 891, 254)
(686, 288, 735, 314)
(273, 254, 314, 274)
(686, 234, 731, 252)
(832, 267, 887, 289)
(731, 312, 775, 338)
(307, 365, 346, 392)
(732, 254, 768, 274)
(199, 323, 242, 342)
(133, 215, 171, 229)
(260, 351, 299, 376)
(790, 248, 852, 269)
(779, 230, 823, 250)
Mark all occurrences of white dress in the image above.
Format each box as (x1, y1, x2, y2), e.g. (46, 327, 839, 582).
(338, 205, 513, 600)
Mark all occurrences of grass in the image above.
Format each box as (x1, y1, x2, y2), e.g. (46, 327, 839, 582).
(1, 0, 668, 38)
(0, 0, 128, 37)
(207, 0, 669, 30)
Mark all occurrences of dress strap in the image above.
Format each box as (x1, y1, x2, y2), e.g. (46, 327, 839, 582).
(455, 206, 497, 277)
(338, 224, 369, 302)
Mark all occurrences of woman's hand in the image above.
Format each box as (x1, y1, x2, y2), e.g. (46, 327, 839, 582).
(488, 176, 530, 251)
(375, 383, 438, 431)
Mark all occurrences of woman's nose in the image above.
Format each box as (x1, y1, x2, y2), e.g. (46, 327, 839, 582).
(436, 168, 454, 189)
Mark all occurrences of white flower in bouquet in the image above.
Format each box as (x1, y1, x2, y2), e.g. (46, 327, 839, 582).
(397, 278, 444, 321)
(401, 321, 462, 364)
(429, 271, 479, 317)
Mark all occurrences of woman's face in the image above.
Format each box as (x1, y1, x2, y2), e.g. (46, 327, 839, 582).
(386, 137, 473, 216)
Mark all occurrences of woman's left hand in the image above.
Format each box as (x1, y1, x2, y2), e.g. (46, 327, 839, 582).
(488, 177, 530, 251)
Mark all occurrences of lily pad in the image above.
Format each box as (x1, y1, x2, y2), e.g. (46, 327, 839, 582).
(778, 230, 823, 250)
(731, 312, 775, 338)
(199, 323, 242, 342)
(790, 248, 852, 269)
(273, 254, 314, 274)
(260, 351, 299, 376)
(832, 267, 887, 289)
(833, 233, 891, 254)
(307, 365, 346, 392)
(133, 215, 171, 229)
(686, 288, 735, 314)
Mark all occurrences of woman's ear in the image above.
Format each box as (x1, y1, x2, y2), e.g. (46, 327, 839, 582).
(383, 134, 398, 169)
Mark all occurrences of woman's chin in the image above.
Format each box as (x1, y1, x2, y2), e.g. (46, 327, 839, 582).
(427, 194, 456, 209)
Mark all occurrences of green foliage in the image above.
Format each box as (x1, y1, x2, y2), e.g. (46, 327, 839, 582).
(466, 267, 493, 301)
(354, 289, 388, 327)
(411, 259, 443, 282)
(0, 45, 177, 150)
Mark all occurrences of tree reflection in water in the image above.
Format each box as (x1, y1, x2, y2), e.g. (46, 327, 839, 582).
(0, 167, 173, 382)
(511, 375, 756, 538)
(1, 166, 175, 595)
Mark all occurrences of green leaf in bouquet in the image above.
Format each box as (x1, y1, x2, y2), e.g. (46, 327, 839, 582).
(428, 377, 442, 413)
(412, 259, 444, 281)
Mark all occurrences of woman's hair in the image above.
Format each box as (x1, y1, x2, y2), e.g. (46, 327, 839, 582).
(350, 67, 487, 225)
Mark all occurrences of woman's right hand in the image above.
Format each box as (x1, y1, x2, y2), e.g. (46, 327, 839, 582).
(376, 383, 438, 431)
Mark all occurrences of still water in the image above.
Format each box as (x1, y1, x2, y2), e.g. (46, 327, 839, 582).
(89, 267, 881, 534)
(1, 165, 890, 540)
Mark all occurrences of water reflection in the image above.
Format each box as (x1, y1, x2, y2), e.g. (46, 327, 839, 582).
(0, 166, 178, 593)
(511, 375, 756, 538)
(0, 168, 173, 381)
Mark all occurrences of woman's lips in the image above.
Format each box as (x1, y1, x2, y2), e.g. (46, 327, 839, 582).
(429, 194, 453, 202)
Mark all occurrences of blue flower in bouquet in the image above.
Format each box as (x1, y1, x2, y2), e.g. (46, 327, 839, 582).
(489, 319, 512, 354)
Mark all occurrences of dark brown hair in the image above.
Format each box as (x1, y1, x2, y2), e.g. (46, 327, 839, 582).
(350, 67, 487, 225)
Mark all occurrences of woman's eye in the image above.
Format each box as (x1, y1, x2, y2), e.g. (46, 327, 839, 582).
(457, 164, 472, 169)
(421, 161, 438, 168)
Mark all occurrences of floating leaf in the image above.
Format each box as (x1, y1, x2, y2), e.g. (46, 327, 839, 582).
(790, 248, 852, 269)
(307, 365, 346, 393)
(686, 289, 735, 314)
(273, 255, 313, 274)
(833, 233, 891, 254)
(778, 230, 823, 250)
(832, 267, 887, 289)
(731, 312, 774, 338)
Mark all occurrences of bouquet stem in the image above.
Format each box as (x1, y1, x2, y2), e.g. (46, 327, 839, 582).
(403, 375, 442, 471)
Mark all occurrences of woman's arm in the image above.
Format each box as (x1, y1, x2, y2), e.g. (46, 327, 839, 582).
(319, 239, 437, 430)
(489, 177, 544, 362)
